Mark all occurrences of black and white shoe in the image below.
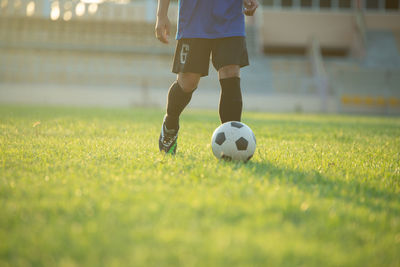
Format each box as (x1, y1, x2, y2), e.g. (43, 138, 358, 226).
(158, 117, 179, 154)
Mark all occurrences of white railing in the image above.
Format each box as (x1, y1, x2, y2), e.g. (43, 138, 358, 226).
(308, 36, 329, 112)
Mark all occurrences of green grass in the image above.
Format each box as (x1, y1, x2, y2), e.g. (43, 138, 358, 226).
(1, 105, 399, 267)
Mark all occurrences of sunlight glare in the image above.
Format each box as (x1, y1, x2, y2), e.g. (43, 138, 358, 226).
(88, 3, 98, 14)
(26, 1, 35, 16)
(64, 1, 72, 10)
(0, 0, 8, 9)
(75, 2, 85, 16)
(81, 0, 104, 3)
(63, 10, 72, 21)
(50, 2, 60, 20)
(113, 0, 130, 4)
(51, 1, 59, 9)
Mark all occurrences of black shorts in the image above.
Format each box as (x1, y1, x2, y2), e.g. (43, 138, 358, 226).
(172, 36, 249, 77)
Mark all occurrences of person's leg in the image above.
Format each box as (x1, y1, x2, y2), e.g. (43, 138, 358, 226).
(218, 65, 240, 80)
(212, 37, 249, 123)
(159, 38, 210, 154)
(217, 65, 242, 123)
(164, 72, 201, 130)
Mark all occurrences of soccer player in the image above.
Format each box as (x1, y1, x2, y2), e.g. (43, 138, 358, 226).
(156, 0, 259, 154)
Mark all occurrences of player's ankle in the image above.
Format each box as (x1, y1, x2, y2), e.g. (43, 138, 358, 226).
(165, 115, 179, 131)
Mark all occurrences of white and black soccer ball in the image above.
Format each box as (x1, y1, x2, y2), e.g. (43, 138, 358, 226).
(211, 121, 256, 162)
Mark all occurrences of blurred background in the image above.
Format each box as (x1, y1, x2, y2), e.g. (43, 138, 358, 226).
(0, 0, 399, 114)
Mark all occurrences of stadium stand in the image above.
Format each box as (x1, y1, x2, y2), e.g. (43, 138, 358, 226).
(0, 0, 399, 113)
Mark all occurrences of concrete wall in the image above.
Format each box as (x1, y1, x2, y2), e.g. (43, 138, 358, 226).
(261, 10, 354, 49)
(365, 13, 400, 31)
(261, 9, 400, 53)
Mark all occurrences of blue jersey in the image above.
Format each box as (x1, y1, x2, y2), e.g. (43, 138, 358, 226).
(176, 0, 245, 40)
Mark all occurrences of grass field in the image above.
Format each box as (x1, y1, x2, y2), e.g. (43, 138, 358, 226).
(1, 105, 399, 267)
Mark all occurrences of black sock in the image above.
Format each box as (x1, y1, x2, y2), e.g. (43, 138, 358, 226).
(165, 81, 193, 130)
(219, 77, 242, 123)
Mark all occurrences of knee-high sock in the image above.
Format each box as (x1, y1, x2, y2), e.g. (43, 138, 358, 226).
(165, 81, 193, 130)
(219, 77, 242, 123)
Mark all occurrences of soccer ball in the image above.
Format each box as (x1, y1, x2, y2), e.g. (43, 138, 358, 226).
(211, 121, 256, 162)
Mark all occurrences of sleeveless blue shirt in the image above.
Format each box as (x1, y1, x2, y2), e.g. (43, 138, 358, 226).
(176, 0, 245, 40)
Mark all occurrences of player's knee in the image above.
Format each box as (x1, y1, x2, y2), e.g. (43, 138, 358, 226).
(178, 79, 198, 93)
(177, 73, 201, 92)
(218, 65, 240, 79)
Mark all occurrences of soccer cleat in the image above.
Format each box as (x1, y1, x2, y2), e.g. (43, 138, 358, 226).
(158, 118, 179, 154)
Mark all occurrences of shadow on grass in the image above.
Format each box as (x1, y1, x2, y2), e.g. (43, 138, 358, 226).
(245, 115, 400, 130)
(232, 160, 400, 216)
